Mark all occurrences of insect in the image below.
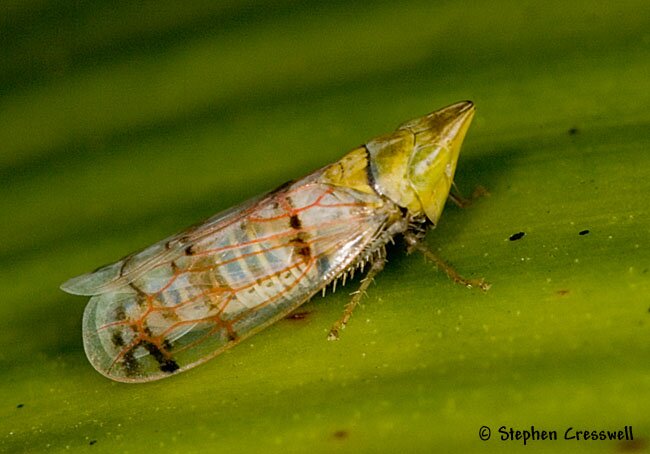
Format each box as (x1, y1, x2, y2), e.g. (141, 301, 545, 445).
(61, 101, 488, 382)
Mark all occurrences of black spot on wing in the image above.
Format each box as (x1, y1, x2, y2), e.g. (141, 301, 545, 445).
(160, 359, 180, 374)
(121, 348, 140, 376)
(142, 341, 179, 374)
(286, 202, 312, 260)
(289, 214, 302, 229)
(295, 244, 311, 259)
(290, 232, 312, 260)
(111, 331, 125, 347)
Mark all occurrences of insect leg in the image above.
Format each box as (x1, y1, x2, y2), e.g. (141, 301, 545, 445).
(327, 257, 386, 341)
(406, 233, 491, 291)
(448, 183, 489, 208)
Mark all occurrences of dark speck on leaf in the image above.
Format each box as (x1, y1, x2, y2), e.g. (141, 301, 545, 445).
(285, 311, 311, 321)
(568, 127, 579, 135)
(89, 440, 97, 446)
(617, 437, 646, 452)
(16, 404, 24, 408)
(579, 229, 590, 235)
(509, 232, 525, 241)
(333, 430, 349, 439)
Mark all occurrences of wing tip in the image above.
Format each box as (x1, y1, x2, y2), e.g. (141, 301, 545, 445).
(61, 261, 125, 296)
(60, 274, 96, 296)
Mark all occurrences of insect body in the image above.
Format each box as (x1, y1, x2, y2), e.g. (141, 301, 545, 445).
(62, 101, 479, 382)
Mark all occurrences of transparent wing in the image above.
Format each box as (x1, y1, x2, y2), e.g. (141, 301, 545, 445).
(74, 177, 395, 382)
(61, 192, 268, 296)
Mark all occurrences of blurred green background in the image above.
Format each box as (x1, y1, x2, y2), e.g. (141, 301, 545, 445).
(1, 1, 649, 452)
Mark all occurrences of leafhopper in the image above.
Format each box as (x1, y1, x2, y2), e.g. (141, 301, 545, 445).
(62, 101, 487, 382)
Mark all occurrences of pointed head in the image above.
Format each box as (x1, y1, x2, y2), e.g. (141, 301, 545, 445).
(366, 101, 475, 224)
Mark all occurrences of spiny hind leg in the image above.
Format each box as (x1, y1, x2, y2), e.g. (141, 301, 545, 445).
(327, 257, 386, 341)
(448, 182, 489, 208)
(405, 233, 491, 291)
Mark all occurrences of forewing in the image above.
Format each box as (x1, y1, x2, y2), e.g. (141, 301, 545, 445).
(79, 179, 393, 382)
(61, 193, 267, 296)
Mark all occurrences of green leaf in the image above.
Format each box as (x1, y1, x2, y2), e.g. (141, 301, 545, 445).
(1, 1, 648, 452)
